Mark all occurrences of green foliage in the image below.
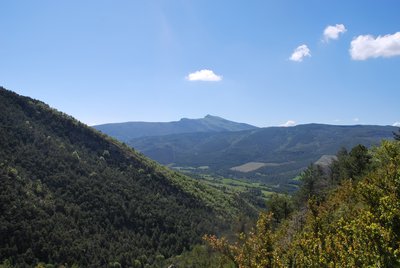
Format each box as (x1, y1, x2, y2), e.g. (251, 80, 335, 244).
(128, 123, 395, 190)
(295, 164, 327, 205)
(162, 245, 234, 268)
(0, 87, 246, 267)
(293, 144, 372, 208)
(266, 193, 294, 225)
(0, 259, 13, 268)
(206, 141, 400, 267)
(394, 128, 400, 141)
(193, 175, 273, 213)
(204, 212, 276, 268)
(331, 144, 371, 182)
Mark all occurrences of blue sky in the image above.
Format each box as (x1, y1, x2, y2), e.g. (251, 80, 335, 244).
(1, 0, 399, 127)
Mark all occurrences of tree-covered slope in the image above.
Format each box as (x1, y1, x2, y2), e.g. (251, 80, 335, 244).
(93, 115, 258, 141)
(206, 140, 400, 267)
(129, 124, 395, 188)
(0, 87, 250, 267)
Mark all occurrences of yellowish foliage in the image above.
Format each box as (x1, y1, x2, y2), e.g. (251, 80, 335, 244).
(205, 141, 400, 267)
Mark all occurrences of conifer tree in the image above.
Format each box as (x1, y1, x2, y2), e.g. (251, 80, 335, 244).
(394, 128, 400, 141)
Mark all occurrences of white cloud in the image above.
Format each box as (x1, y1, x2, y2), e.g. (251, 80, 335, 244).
(323, 24, 347, 42)
(393, 122, 400, 127)
(186, 69, 222, 82)
(290, 45, 311, 62)
(350, 32, 400, 60)
(353, 117, 360, 122)
(280, 120, 296, 127)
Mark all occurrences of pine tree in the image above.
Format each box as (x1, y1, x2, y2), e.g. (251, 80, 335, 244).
(394, 128, 400, 141)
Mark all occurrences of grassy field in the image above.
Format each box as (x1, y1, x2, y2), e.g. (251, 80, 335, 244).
(197, 175, 274, 203)
(171, 166, 283, 211)
(230, 162, 268, 172)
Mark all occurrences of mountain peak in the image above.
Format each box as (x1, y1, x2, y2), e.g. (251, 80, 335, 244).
(204, 114, 219, 119)
(203, 114, 228, 122)
(95, 115, 258, 141)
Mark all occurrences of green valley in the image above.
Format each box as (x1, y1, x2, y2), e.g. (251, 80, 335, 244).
(125, 123, 395, 191)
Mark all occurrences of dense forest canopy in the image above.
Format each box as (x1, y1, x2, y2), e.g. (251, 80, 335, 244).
(0, 87, 254, 267)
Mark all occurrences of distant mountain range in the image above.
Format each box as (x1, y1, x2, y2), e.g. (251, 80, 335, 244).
(95, 116, 397, 190)
(93, 114, 258, 141)
(127, 123, 396, 190)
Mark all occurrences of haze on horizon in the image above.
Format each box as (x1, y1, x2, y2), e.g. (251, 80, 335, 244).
(0, 1, 399, 127)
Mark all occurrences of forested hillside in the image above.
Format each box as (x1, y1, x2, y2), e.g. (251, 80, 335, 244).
(129, 124, 395, 189)
(0, 88, 253, 267)
(205, 140, 400, 267)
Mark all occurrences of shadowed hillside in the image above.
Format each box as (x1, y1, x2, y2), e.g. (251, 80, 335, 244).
(129, 124, 395, 189)
(0, 87, 252, 267)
